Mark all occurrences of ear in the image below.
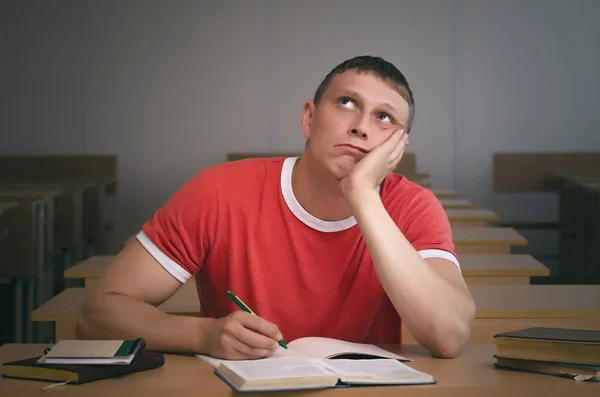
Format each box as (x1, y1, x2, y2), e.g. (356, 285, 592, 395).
(300, 101, 316, 140)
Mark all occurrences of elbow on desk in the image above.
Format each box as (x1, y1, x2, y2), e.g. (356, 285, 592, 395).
(420, 306, 475, 359)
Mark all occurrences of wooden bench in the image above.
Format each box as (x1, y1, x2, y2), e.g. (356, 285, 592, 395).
(439, 198, 474, 209)
(446, 209, 500, 227)
(32, 283, 599, 343)
(452, 227, 527, 254)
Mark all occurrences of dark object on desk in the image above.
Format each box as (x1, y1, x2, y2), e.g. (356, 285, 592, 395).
(494, 356, 599, 382)
(494, 327, 600, 365)
(2, 351, 165, 384)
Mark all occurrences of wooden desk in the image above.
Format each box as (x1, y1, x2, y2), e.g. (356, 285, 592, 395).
(439, 198, 474, 209)
(0, 187, 64, 343)
(1, 344, 598, 396)
(63, 255, 115, 288)
(405, 285, 600, 344)
(452, 227, 527, 254)
(553, 173, 600, 283)
(65, 255, 549, 287)
(32, 284, 600, 342)
(430, 188, 459, 199)
(31, 287, 201, 340)
(459, 254, 549, 285)
(446, 209, 500, 227)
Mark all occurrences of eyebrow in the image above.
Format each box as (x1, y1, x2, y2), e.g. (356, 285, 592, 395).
(337, 89, 403, 119)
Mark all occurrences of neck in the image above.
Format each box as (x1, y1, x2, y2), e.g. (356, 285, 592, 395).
(291, 153, 353, 221)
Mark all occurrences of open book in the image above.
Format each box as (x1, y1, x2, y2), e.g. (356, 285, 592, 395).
(198, 337, 435, 392)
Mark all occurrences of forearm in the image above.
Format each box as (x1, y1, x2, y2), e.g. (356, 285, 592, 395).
(350, 189, 474, 357)
(77, 292, 213, 353)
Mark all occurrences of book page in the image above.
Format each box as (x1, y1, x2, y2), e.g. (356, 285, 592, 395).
(318, 359, 434, 383)
(281, 337, 409, 361)
(45, 340, 123, 358)
(220, 358, 335, 380)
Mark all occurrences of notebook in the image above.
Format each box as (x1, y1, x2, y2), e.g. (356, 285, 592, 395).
(36, 338, 146, 365)
(197, 336, 409, 368)
(215, 357, 435, 392)
(493, 327, 600, 365)
(494, 356, 599, 382)
(198, 336, 434, 392)
(2, 351, 165, 384)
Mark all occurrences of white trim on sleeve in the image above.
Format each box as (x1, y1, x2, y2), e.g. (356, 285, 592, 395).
(136, 230, 193, 284)
(418, 249, 461, 271)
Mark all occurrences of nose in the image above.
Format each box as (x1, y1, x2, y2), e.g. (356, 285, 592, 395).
(349, 128, 368, 140)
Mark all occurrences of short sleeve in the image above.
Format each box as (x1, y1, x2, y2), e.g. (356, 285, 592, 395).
(138, 169, 218, 283)
(401, 189, 460, 270)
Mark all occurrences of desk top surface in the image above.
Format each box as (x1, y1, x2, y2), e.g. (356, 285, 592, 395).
(445, 209, 500, 220)
(32, 285, 600, 322)
(1, 343, 597, 396)
(438, 198, 474, 208)
(452, 227, 527, 245)
(429, 188, 459, 198)
(458, 254, 549, 276)
(0, 185, 64, 199)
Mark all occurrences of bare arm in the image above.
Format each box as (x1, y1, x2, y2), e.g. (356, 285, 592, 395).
(76, 239, 208, 352)
(349, 189, 476, 358)
(77, 239, 283, 358)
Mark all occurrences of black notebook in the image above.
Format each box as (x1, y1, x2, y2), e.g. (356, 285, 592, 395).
(494, 327, 600, 365)
(2, 351, 165, 384)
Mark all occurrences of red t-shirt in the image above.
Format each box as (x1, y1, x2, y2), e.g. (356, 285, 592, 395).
(139, 157, 459, 344)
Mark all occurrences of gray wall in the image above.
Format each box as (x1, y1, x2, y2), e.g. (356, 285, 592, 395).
(1, 0, 599, 254)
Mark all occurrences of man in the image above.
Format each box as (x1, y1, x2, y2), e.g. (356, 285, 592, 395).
(77, 55, 475, 360)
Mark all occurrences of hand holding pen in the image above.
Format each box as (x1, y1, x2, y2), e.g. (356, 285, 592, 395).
(198, 290, 286, 360)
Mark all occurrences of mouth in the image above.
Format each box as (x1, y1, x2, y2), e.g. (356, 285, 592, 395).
(336, 144, 369, 154)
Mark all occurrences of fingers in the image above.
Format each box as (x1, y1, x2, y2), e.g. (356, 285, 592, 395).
(235, 311, 282, 341)
(218, 332, 274, 360)
(221, 312, 282, 359)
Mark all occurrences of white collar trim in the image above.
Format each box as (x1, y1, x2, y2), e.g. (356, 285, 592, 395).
(280, 157, 380, 233)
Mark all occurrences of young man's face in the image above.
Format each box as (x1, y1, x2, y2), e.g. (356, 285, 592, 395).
(301, 69, 410, 180)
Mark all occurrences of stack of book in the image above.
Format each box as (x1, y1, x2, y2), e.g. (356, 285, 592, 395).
(493, 327, 599, 381)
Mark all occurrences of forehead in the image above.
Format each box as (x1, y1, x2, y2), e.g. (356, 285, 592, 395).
(324, 70, 409, 118)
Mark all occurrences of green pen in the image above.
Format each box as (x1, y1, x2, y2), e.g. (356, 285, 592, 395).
(226, 290, 288, 349)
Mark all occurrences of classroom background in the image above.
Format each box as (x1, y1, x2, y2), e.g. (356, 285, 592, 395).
(0, 0, 599, 346)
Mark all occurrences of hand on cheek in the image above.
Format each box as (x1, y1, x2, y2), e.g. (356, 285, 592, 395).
(340, 126, 408, 201)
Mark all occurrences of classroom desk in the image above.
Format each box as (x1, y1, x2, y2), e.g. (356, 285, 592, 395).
(0, 187, 64, 343)
(439, 198, 475, 209)
(452, 227, 527, 254)
(553, 173, 600, 283)
(65, 254, 549, 288)
(32, 285, 600, 342)
(429, 188, 459, 199)
(458, 254, 549, 285)
(446, 209, 500, 227)
(1, 343, 598, 396)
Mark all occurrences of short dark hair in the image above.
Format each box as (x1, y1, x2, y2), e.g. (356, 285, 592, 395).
(312, 55, 415, 134)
